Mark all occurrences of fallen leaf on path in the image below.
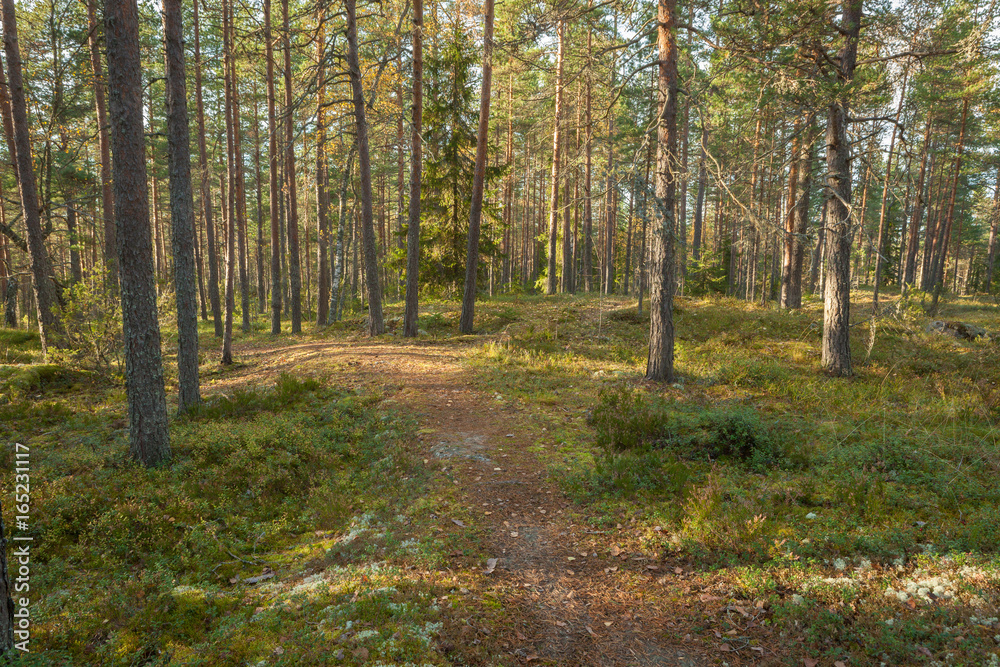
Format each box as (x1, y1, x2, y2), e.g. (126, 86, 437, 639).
(354, 648, 369, 660)
(484, 558, 497, 574)
(452, 519, 466, 527)
(674, 567, 684, 574)
(603, 621, 612, 627)
(803, 659, 818, 667)
(917, 647, 933, 658)
(610, 545, 621, 557)
(585, 625, 597, 637)
(834, 662, 847, 667)
(510, 531, 519, 537)
(719, 644, 731, 652)
(555, 621, 567, 627)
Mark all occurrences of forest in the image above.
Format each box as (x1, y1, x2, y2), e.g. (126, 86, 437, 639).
(0, 0, 999, 664)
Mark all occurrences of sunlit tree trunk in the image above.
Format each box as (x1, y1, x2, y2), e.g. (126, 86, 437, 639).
(647, 0, 678, 382)
(459, 0, 495, 332)
(984, 168, 1000, 293)
(402, 0, 422, 336)
(1, 0, 63, 356)
(85, 0, 116, 280)
(194, 0, 222, 336)
(345, 0, 384, 334)
(315, 13, 330, 327)
(821, 0, 862, 377)
(780, 116, 813, 309)
(544, 19, 565, 295)
(282, 0, 302, 332)
(104, 0, 170, 465)
(264, 0, 282, 333)
(872, 68, 907, 308)
(902, 117, 931, 291)
(163, 0, 201, 411)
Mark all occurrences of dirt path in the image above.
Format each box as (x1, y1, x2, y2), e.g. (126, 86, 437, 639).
(229, 337, 711, 666)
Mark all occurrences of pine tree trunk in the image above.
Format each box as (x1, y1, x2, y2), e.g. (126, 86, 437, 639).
(780, 116, 813, 309)
(930, 98, 969, 293)
(821, 0, 862, 377)
(402, 0, 422, 337)
(282, 0, 302, 333)
(345, 0, 384, 335)
(85, 0, 116, 279)
(1, 0, 63, 356)
(984, 168, 1000, 293)
(903, 117, 931, 290)
(264, 0, 282, 333)
(872, 68, 908, 308)
(545, 19, 565, 295)
(225, 1, 250, 333)
(459, 0, 495, 333)
(163, 0, 201, 411)
(315, 13, 330, 327)
(647, 0, 678, 382)
(583, 30, 594, 292)
(194, 0, 222, 337)
(253, 83, 266, 313)
(104, 0, 170, 465)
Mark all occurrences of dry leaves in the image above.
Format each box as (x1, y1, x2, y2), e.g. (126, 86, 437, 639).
(484, 557, 497, 574)
(451, 518, 466, 527)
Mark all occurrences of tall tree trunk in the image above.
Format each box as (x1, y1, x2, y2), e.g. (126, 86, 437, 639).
(984, 167, 1000, 293)
(253, 82, 266, 313)
(315, 12, 330, 327)
(330, 146, 355, 322)
(194, 0, 222, 336)
(104, 0, 170, 465)
(692, 125, 706, 265)
(282, 0, 302, 332)
(582, 30, 594, 292)
(226, 1, 251, 333)
(459, 0, 495, 332)
(903, 117, 931, 290)
(872, 68, 908, 308)
(1, 0, 63, 356)
(780, 116, 813, 309)
(544, 19, 565, 295)
(821, 0, 862, 377)
(86, 0, 116, 279)
(163, 0, 201, 411)
(265, 0, 282, 333)
(345, 0, 384, 335)
(647, 0, 678, 382)
(930, 98, 969, 293)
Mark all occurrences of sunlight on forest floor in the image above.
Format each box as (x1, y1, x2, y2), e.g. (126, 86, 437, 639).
(1, 289, 998, 665)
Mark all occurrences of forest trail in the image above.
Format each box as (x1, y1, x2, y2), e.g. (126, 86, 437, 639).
(225, 336, 711, 666)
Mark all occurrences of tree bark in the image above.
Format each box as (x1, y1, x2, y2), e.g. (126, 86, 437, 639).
(402, 0, 423, 335)
(583, 28, 594, 292)
(163, 0, 201, 411)
(872, 68, 908, 308)
(282, 0, 302, 333)
(104, 0, 170, 465)
(544, 19, 565, 295)
(2, 0, 64, 356)
(984, 167, 1000, 293)
(264, 0, 282, 333)
(821, 0, 862, 377)
(647, 0, 678, 382)
(315, 13, 330, 327)
(902, 117, 931, 290)
(780, 116, 813, 309)
(930, 98, 969, 293)
(459, 0, 495, 333)
(85, 0, 116, 279)
(194, 0, 222, 337)
(345, 0, 384, 335)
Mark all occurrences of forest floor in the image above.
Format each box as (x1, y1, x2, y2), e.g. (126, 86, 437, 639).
(2, 289, 1000, 666)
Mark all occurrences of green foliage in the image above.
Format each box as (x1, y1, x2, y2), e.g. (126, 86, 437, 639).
(52, 263, 123, 374)
(590, 384, 793, 471)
